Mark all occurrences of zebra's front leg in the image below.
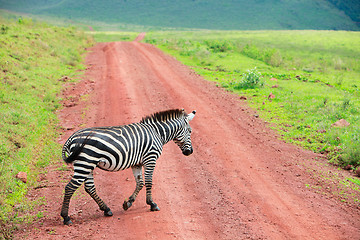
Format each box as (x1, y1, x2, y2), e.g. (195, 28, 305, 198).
(144, 163, 160, 211)
(123, 165, 144, 211)
(84, 173, 113, 217)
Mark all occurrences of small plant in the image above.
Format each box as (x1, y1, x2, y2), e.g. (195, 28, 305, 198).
(231, 67, 263, 89)
(1, 25, 9, 34)
(342, 97, 350, 110)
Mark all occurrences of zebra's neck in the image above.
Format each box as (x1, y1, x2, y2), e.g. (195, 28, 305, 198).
(139, 109, 186, 145)
(143, 119, 180, 145)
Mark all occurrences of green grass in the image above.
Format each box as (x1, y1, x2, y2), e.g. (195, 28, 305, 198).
(144, 30, 360, 167)
(0, 16, 93, 238)
(87, 31, 139, 42)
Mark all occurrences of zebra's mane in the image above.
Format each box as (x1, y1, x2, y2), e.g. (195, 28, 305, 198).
(140, 109, 186, 123)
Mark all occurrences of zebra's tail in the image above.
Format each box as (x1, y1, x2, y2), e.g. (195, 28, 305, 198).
(62, 132, 93, 164)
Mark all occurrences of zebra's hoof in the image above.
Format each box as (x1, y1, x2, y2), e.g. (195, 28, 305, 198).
(150, 203, 160, 211)
(63, 216, 73, 225)
(104, 208, 113, 216)
(123, 200, 132, 211)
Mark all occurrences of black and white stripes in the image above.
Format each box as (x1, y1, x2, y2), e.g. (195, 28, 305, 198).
(60, 109, 196, 225)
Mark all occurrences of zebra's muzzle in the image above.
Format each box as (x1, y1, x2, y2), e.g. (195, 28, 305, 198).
(182, 148, 193, 156)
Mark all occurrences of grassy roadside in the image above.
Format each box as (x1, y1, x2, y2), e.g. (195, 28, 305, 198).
(0, 16, 93, 238)
(143, 30, 360, 169)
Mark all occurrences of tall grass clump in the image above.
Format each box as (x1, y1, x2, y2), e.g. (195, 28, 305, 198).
(0, 16, 93, 238)
(241, 44, 283, 67)
(230, 67, 264, 89)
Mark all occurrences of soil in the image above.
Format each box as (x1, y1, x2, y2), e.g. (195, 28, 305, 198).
(14, 35, 360, 239)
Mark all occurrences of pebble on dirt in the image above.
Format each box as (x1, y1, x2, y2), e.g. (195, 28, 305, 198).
(16, 171, 27, 183)
(58, 76, 70, 82)
(240, 96, 247, 100)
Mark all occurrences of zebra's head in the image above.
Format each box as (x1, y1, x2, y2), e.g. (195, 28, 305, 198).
(174, 110, 196, 156)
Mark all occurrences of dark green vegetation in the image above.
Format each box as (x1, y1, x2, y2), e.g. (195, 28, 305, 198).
(0, 0, 359, 31)
(144, 30, 360, 168)
(327, 0, 360, 27)
(0, 16, 92, 238)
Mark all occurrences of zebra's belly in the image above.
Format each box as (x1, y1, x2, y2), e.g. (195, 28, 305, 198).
(96, 157, 141, 172)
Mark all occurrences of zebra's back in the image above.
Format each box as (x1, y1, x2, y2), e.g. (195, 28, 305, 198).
(62, 123, 161, 171)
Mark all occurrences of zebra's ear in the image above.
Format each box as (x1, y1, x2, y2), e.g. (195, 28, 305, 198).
(187, 110, 196, 121)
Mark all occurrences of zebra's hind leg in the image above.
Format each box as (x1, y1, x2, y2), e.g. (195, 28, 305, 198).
(84, 173, 113, 217)
(60, 161, 96, 225)
(61, 177, 86, 225)
(123, 165, 144, 211)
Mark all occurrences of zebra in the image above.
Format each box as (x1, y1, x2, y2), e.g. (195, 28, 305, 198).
(60, 109, 196, 225)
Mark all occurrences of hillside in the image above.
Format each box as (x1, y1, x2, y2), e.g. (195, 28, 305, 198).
(0, 0, 359, 30)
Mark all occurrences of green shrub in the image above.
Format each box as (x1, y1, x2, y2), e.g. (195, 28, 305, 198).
(242, 44, 283, 67)
(231, 67, 264, 89)
(242, 44, 261, 60)
(204, 40, 233, 53)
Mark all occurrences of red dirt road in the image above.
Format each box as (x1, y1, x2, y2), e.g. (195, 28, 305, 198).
(16, 39, 360, 239)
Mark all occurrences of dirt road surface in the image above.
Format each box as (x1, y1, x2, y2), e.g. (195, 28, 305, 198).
(15, 37, 360, 239)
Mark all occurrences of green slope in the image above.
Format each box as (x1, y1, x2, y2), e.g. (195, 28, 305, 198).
(0, 16, 92, 238)
(0, 0, 359, 30)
